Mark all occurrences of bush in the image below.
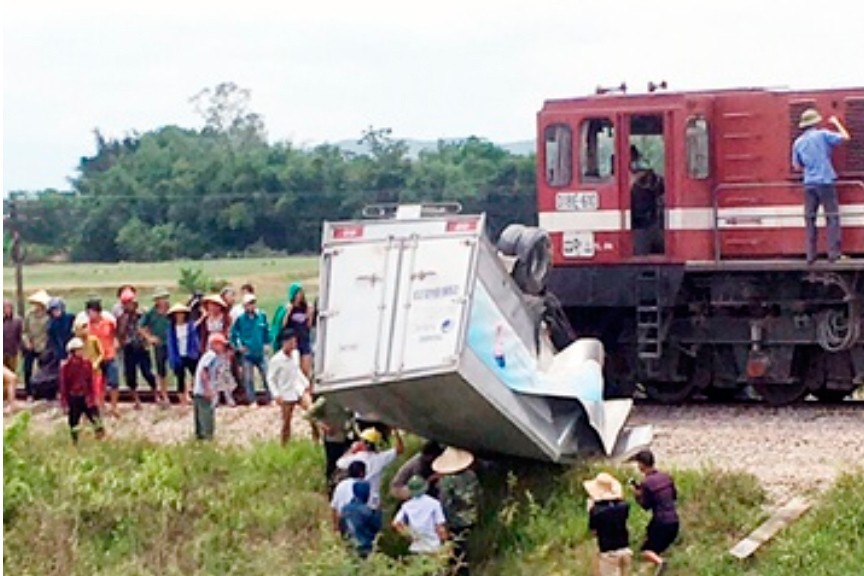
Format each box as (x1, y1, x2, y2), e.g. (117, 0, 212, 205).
(178, 267, 228, 295)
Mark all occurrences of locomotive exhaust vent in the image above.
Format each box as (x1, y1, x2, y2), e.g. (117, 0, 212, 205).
(844, 98, 864, 172)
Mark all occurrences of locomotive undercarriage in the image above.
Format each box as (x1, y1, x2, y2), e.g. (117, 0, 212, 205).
(556, 265, 864, 405)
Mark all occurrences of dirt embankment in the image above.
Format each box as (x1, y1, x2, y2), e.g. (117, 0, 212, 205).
(9, 401, 862, 504)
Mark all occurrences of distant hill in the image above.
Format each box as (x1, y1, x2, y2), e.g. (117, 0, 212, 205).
(331, 137, 535, 158)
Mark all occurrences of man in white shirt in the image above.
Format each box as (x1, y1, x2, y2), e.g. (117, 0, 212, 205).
(267, 327, 313, 444)
(336, 427, 404, 509)
(330, 460, 366, 532)
(393, 475, 448, 554)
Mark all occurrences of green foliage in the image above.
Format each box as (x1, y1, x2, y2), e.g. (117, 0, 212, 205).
(177, 267, 228, 295)
(11, 84, 536, 262)
(4, 420, 863, 575)
(2, 419, 445, 576)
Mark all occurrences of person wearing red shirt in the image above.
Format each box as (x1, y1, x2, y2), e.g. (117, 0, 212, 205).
(60, 338, 105, 444)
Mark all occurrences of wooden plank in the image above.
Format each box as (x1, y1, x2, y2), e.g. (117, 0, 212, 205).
(729, 497, 812, 560)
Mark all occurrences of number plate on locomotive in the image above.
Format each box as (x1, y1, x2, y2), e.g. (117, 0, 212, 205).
(556, 191, 599, 211)
(562, 231, 595, 258)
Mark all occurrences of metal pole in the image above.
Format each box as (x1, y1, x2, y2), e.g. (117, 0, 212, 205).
(12, 230, 25, 317)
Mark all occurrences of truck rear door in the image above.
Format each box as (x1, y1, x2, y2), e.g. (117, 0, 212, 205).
(317, 235, 400, 384)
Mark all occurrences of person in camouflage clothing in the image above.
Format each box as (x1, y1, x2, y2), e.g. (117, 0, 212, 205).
(433, 447, 480, 576)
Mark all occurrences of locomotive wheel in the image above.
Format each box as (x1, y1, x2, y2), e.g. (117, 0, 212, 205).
(812, 387, 851, 403)
(703, 386, 738, 402)
(753, 381, 807, 406)
(644, 380, 695, 403)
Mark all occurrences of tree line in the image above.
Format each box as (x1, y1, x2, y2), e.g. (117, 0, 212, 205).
(6, 83, 537, 263)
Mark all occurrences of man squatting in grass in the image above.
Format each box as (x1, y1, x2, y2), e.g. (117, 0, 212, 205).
(340, 479, 382, 558)
(267, 326, 314, 444)
(59, 337, 105, 444)
(631, 449, 679, 575)
(193, 332, 230, 440)
(330, 460, 367, 532)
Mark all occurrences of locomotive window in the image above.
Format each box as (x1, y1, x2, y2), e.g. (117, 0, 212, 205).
(629, 114, 665, 176)
(580, 118, 615, 181)
(544, 124, 572, 187)
(686, 116, 710, 179)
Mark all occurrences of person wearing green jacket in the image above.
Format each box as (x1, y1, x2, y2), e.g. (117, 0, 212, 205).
(230, 293, 271, 404)
(271, 282, 314, 379)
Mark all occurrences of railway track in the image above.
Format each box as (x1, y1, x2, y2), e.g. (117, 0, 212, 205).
(633, 393, 864, 408)
(15, 385, 863, 408)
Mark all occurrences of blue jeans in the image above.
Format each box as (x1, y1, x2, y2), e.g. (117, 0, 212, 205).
(242, 356, 270, 403)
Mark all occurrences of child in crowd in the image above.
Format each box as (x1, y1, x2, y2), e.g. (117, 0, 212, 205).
(166, 303, 200, 406)
(73, 318, 105, 412)
(392, 475, 448, 555)
(192, 332, 229, 440)
(59, 338, 105, 444)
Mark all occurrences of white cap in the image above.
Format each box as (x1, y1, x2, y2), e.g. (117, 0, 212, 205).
(242, 293, 257, 305)
(66, 337, 85, 352)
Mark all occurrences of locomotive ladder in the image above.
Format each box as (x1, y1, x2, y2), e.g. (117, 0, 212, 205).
(636, 268, 663, 362)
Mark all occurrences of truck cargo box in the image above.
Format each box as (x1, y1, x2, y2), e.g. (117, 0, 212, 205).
(315, 210, 650, 462)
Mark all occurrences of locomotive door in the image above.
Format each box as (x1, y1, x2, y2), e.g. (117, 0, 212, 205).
(620, 112, 669, 257)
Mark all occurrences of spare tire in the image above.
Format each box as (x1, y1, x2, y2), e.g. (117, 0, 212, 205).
(497, 224, 526, 257)
(514, 231, 552, 296)
(498, 225, 552, 295)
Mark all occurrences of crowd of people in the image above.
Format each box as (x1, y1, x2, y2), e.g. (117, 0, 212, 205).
(3, 284, 680, 575)
(329, 433, 480, 575)
(2, 281, 317, 444)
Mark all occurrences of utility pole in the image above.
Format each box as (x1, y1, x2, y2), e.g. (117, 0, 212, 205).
(8, 198, 25, 316)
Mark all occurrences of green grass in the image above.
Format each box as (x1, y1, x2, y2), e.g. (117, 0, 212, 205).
(2, 257, 320, 318)
(4, 413, 863, 575)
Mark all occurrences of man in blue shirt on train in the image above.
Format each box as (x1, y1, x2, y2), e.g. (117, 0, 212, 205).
(791, 108, 851, 264)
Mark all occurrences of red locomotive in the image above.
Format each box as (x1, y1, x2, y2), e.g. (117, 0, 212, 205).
(535, 86, 864, 404)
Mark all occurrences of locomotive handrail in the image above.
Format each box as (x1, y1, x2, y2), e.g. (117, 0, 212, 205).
(711, 179, 864, 261)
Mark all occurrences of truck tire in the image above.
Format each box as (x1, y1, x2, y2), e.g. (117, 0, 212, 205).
(498, 225, 552, 295)
(543, 292, 576, 351)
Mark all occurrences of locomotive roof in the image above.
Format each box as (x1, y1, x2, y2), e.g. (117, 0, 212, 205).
(540, 86, 864, 110)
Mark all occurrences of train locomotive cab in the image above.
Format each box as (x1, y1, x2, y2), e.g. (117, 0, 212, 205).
(538, 87, 864, 404)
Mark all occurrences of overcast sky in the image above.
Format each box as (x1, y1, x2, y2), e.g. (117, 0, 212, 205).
(3, 0, 863, 193)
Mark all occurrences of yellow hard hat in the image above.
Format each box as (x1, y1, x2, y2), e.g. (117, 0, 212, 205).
(359, 427, 383, 446)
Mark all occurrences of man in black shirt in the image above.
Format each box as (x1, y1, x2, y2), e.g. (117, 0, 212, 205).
(584, 472, 632, 576)
(632, 449, 679, 575)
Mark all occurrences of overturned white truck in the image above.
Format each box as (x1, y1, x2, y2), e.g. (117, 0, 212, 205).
(314, 205, 650, 462)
